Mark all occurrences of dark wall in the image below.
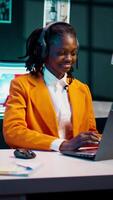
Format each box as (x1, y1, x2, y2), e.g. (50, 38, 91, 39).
(0, 0, 113, 100)
(0, 0, 43, 61)
(70, 0, 113, 101)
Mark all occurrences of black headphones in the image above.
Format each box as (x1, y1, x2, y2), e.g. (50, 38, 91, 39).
(38, 22, 58, 60)
(38, 21, 79, 66)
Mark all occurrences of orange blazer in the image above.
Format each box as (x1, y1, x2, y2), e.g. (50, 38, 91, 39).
(3, 73, 97, 150)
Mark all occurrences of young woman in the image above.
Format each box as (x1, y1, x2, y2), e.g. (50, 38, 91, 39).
(3, 22, 100, 151)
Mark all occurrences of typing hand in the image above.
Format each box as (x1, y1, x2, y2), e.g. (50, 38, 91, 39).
(60, 132, 100, 151)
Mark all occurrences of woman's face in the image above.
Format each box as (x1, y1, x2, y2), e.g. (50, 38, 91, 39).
(45, 34, 78, 79)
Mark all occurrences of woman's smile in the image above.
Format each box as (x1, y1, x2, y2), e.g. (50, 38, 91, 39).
(45, 34, 77, 79)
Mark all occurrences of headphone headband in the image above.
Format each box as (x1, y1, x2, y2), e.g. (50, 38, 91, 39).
(38, 21, 70, 46)
(38, 21, 79, 60)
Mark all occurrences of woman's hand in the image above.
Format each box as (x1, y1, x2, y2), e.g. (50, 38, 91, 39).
(59, 132, 100, 151)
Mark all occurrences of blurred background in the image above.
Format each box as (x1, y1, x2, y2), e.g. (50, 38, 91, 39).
(0, 0, 113, 101)
(0, 0, 113, 147)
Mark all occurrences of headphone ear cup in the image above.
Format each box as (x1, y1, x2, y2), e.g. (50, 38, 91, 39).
(40, 40, 47, 60)
(38, 30, 47, 60)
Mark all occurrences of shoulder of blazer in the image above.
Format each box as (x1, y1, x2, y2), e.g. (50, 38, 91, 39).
(71, 78, 89, 90)
(12, 73, 44, 86)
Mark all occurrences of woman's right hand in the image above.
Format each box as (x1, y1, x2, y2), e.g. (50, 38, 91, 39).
(59, 132, 100, 151)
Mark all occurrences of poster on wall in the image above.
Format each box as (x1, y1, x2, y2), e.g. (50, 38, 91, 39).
(43, 0, 70, 27)
(0, 0, 12, 23)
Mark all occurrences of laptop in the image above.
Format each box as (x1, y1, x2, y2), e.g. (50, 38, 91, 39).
(61, 103, 113, 161)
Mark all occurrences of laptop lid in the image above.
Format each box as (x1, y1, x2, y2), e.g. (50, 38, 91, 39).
(61, 103, 113, 161)
(94, 103, 113, 161)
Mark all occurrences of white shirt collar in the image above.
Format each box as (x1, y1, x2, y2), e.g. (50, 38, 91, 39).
(43, 67, 68, 88)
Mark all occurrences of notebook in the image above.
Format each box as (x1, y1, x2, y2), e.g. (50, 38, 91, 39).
(61, 103, 113, 161)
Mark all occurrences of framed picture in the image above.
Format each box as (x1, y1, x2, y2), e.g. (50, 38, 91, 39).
(43, 0, 70, 27)
(0, 0, 12, 23)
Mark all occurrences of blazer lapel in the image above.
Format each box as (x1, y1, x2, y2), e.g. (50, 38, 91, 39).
(28, 75, 58, 136)
(68, 80, 85, 137)
(27, 75, 86, 138)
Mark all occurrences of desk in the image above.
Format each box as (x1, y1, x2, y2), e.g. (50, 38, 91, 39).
(93, 101, 112, 118)
(1, 150, 113, 199)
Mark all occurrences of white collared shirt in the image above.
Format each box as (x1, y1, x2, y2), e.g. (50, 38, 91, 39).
(43, 67, 72, 151)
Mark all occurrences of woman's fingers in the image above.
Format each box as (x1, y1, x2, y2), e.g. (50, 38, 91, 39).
(80, 132, 100, 141)
(60, 132, 101, 151)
